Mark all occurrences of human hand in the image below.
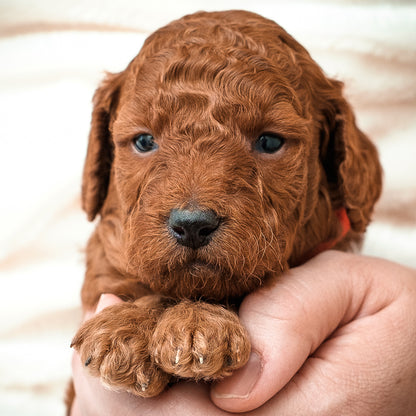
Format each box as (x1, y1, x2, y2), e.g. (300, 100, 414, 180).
(71, 252, 416, 415)
(212, 251, 416, 415)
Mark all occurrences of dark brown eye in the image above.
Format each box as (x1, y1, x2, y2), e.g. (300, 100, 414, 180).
(255, 134, 284, 154)
(133, 134, 158, 153)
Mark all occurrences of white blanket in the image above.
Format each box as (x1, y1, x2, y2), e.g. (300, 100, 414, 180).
(1, 1, 415, 414)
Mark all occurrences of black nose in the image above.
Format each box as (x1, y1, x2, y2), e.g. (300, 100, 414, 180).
(168, 209, 220, 249)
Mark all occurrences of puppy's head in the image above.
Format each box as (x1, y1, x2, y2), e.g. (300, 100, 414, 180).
(82, 11, 382, 300)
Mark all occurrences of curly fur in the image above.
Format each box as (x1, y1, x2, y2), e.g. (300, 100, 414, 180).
(69, 9, 382, 412)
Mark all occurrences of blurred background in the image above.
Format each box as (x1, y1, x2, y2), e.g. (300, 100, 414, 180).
(1, 0, 415, 414)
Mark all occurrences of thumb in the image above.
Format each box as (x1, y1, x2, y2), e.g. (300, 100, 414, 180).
(210, 251, 400, 413)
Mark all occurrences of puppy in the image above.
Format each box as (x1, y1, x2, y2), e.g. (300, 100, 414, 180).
(70, 9, 382, 403)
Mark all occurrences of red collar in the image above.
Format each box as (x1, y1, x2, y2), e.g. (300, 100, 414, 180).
(302, 208, 351, 262)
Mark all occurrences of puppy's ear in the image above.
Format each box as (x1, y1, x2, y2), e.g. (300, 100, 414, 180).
(82, 72, 124, 221)
(321, 91, 382, 232)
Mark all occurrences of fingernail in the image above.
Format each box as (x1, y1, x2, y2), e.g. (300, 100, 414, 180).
(212, 351, 262, 399)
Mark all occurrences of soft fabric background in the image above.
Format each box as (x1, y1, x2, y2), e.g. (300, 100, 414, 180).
(0, 1, 415, 414)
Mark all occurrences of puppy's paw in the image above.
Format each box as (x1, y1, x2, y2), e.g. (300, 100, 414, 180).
(150, 301, 250, 380)
(71, 296, 170, 397)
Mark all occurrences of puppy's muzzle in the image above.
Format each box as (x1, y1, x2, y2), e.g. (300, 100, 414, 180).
(168, 209, 220, 250)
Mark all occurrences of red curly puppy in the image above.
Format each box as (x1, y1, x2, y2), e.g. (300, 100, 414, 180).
(69, 9, 382, 408)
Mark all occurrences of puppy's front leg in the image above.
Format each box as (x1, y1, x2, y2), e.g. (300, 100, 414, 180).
(150, 300, 251, 380)
(71, 295, 172, 397)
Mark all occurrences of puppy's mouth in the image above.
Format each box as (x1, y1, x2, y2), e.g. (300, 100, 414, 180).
(177, 257, 222, 274)
(170, 254, 234, 281)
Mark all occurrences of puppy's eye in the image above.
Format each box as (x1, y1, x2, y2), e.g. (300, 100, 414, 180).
(133, 134, 158, 153)
(255, 134, 284, 154)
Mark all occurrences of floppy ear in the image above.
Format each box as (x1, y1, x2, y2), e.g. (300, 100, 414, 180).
(82, 72, 124, 221)
(273, 27, 382, 233)
(321, 91, 383, 232)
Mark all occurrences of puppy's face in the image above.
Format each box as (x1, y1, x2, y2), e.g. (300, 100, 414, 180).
(82, 11, 382, 300)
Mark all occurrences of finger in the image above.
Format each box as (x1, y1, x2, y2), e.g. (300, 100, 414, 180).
(245, 280, 416, 416)
(162, 383, 232, 415)
(69, 397, 81, 416)
(211, 251, 400, 412)
(95, 293, 123, 313)
(81, 293, 124, 322)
